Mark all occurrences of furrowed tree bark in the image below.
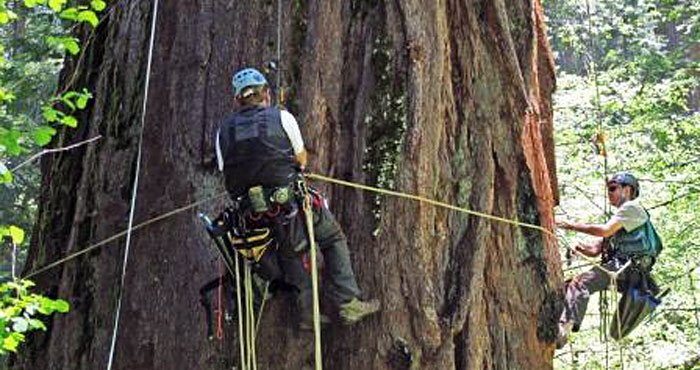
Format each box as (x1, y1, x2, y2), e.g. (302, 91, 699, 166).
(17, 1, 562, 369)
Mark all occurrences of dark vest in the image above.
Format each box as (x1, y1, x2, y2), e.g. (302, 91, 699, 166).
(219, 106, 298, 198)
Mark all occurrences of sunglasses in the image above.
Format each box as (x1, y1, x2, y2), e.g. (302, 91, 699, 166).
(608, 185, 621, 192)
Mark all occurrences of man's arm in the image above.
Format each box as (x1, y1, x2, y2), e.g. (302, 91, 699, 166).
(574, 238, 605, 257)
(280, 110, 307, 170)
(556, 217, 623, 238)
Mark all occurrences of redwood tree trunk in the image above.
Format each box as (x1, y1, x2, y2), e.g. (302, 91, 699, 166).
(18, 1, 561, 369)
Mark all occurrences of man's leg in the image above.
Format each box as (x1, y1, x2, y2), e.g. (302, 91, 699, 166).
(311, 205, 380, 324)
(558, 263, 614, 347)
(276, 250, 331, 329)
(312, 205, 361, 303)
(564, 264, 615, 330)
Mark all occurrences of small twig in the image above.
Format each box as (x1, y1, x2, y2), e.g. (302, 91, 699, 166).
(649, 190, 698, 210)
(9, 135, 102, 172)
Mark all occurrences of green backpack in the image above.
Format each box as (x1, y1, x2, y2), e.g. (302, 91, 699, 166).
(611, 210, 663, 258)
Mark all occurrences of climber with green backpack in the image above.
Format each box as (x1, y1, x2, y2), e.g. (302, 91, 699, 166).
(555, 172, 663, 348)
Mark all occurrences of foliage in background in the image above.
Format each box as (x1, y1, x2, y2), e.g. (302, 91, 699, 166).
(0, 279, 69, 355)
(545, 0, 699, 368)
(0, 0, 105, 358)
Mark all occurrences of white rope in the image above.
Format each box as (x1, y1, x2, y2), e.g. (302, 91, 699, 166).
(106, 1, 159, 368)
(276, 0, 281, 91)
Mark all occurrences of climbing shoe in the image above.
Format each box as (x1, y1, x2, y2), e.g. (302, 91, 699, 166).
(299, 314, 331, 331)
(338, 297, 381, 325)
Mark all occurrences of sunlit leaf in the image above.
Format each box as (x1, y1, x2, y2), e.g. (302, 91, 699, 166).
(0, 130, 23, 156)
(28, 318, 46, 331)
(64, 38, 80, 55)
(33, 125, 56, 146)
(0, 10, 17, 24)
(77, 10, 98, 27)
(90, 0, 106, 11)
(7, 225, 25, 244)
(61, 115, 77, 127)
(48, 0, 66, 12)
(0, 88, 15, 102)
(59, 7, 78, 20)
(3, 333, 19, 352)
(23, 0, 42, 8)
(51, 299, 69, 313)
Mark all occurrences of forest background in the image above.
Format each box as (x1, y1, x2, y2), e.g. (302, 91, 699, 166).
(0, 0, 697, 369)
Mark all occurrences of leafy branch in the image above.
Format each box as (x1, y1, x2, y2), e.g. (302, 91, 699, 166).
(0, 279, 69, 354)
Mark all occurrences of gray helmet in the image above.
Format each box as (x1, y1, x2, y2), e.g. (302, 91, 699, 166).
(608, 172, 640, 199)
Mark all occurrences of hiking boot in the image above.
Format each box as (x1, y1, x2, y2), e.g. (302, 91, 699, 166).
(339, 297, 381, 325)
(299, 314, 331, 331)
(556, 320, 573, 349)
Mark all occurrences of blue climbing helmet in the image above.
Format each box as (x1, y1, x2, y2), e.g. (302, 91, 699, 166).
(608, 172, 640, 199)
(232, 68, 268, 97)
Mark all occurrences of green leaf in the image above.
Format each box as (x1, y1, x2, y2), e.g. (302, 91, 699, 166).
(77, 10, 98, 27)
(51, 299, 69, 313)
(42, 106, 62, 122)
(0, 130, 23, 156)
(6, 225, 25, 245)
(64, 38, 80, 55)
(59, 7, 78, 20)
(0, 163, 12, 184)
(90, 0, 106, 11)
(76, 89, 91, 109)
(37, 297, 53, 315)
(77, 95, 88, 109)
(61, 115, 77, 128)
(3, 333, 19, 352)
(0, 88, 16, 102)
(0, 10, 16, 24)
(61, 96, 76, 111)
(33, 126, 56, 146)
(48, 0, 66, 12)
(23, 0, 42, 8)
(28, 318, 46, 331)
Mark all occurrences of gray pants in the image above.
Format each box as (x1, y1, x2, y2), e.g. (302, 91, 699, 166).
(277, 204, 361, 314)
(562, 260, 622, 330)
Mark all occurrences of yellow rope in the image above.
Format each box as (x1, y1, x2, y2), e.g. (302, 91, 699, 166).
(307, 173, 555, 237)
(245, 262, 257, 370)
(234, 252, 247, 370)
(24, 192, 228, 280)
(300, 181, 323, 370)
(308, 172, 628, 279)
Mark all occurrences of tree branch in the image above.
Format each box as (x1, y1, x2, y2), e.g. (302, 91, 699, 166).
(9, 135, 102, 172)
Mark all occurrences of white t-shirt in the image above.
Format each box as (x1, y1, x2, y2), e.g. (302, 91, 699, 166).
(610, 199, 648, 232)
(215, 109, 305, 172)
